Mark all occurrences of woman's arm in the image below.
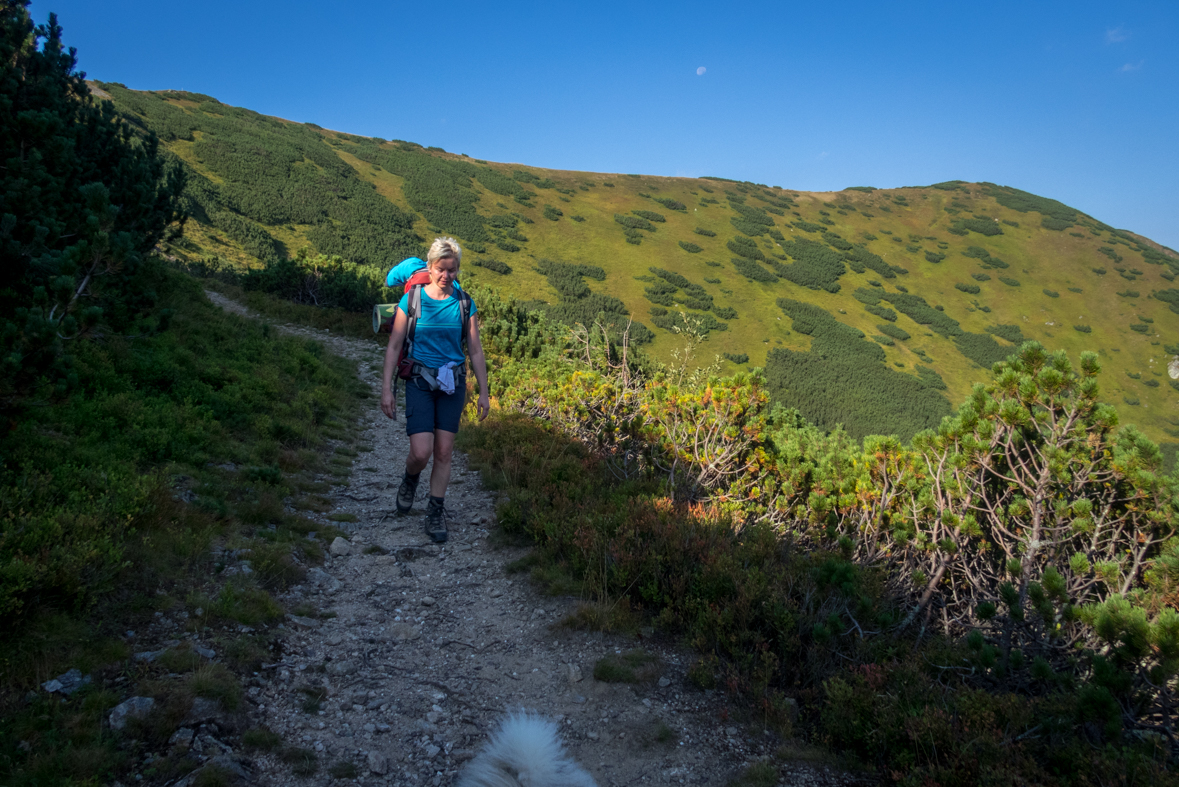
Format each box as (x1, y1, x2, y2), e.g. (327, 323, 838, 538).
(380, 308, 410, 419)
(466, 314, 490, 421)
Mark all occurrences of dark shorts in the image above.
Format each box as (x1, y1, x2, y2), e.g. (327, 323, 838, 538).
(404, 376, 466, 435)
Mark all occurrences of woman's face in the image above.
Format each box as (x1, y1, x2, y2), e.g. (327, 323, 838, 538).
(429, 256, 459, 288)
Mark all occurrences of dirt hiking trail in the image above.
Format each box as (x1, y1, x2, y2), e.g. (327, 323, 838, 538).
(201, 291, 868, 787)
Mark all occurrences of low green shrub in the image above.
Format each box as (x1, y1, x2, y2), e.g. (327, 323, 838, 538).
(653, 197, 686, 211)
(678, 241, 702, 253)
(731, 258, 778, 283)
(731, 218, 767, 236)
(472, 258, 512, 275)
(972, 273, 991, 281)
(615, 214, 656, 231)
(1043, 289, 1060, 298)
(877, 323, 910, 341)
(955, 283, 981, 295)
(727, 236, 765, 260)
(1074, 324, 1092, 333)
(543, 205, 563, 221)
(865, 304, 897, 322)
(998, 277, 1020, 286)
(695, 227, 717, 237)
(723, 352, 749, 364)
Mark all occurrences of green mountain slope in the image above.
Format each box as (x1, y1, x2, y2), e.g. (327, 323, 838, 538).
(98, 83, 1179, 445)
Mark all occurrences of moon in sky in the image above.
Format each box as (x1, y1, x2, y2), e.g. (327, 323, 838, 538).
(696, 66, 706, 76)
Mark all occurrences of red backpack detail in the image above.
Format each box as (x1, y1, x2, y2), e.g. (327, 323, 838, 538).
(401, 269, 432, 292)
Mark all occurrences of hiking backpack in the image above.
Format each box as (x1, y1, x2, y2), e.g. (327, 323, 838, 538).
(396, 283, 472, 381)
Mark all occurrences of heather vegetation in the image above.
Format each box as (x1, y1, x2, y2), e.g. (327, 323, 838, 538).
(468, 291, 1179, 783)
(0, 10, 384, 779)
(25, 60, 1178, 785)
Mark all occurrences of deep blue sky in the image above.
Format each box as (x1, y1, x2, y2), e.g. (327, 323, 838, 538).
(44, 0, 1178, 250)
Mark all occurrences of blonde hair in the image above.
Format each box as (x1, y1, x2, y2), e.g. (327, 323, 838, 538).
(426, 237, 462, 269)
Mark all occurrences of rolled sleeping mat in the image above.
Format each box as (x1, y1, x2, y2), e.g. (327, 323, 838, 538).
(373, 303, 398, 333)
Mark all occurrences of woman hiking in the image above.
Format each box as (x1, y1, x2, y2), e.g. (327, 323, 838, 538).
(380, 237, 489, 543)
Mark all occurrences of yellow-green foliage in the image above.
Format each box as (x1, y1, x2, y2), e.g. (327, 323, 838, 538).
(461, 323, 1179, 785)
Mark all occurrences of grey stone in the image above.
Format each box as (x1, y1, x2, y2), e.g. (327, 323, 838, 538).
(367, 750, 389, 775)
(567, 664, 583, 684)
(387, 623, 421, 643)
(586, 731, 599, 740)
(42, 668, 91, 695)
(286, 614, 321, 630)
(168, 727, 195, 749)
(329, 537, 354, 557)
(658, 677, 671, 688)
(109, 696, 155, 730)
(194, 646, 216, 659)
(425, 744, 441, 758)
(488, 588, 503, 598)
(326, 659, 356, 676)
(420, 596, 436, 607)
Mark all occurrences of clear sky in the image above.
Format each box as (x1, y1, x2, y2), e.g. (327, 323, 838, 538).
(41, 0, 1179, 250)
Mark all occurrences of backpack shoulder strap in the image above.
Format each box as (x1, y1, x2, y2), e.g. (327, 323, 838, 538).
(405, 284, 423, 347)
(457, 290, 472, 351)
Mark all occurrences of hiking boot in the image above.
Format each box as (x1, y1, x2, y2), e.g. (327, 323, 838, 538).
(424, 499, 448, 543)
(396, 472, 420, 514)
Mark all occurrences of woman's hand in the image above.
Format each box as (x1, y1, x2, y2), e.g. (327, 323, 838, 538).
(476, 392, 490, 421)
(381, 386, 397, 420)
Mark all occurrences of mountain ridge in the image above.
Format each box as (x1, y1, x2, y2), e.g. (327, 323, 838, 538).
(95, 82, 1179, 447)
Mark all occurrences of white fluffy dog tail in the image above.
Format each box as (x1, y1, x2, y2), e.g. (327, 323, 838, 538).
(457, 711, 598, 787)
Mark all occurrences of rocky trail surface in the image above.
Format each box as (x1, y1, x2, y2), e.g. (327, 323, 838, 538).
(192, 291, 869, 787)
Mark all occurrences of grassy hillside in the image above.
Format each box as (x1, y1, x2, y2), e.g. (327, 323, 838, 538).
(97, 83, 1179, 445)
